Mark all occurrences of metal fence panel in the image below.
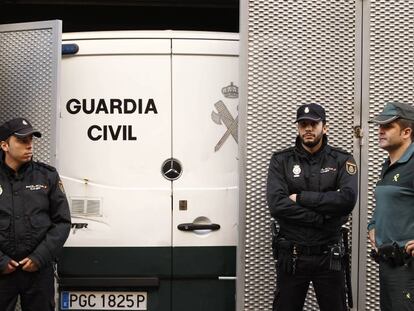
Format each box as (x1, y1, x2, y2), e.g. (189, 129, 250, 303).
(361, 1, 414, 310)
(239, 1, 359, 310)
(0, 20, 61, 164)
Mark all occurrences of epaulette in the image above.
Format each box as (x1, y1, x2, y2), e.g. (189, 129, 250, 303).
(272, 146, 295, 156)
(330, 146, 352, 156)
(34, 161, 57, 172)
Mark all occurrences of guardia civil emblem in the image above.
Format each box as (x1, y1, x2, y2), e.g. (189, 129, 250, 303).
(0, 185, 2, 196)
(211, 82, 239, 152)
(293, 164, 301, 177)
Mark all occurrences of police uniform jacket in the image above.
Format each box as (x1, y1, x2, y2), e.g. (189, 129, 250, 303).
(267, 135, 358, 246)
(0, 150, 71, 271)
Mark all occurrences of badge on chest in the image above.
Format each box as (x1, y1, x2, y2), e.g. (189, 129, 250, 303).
(292, 164, 301, 178)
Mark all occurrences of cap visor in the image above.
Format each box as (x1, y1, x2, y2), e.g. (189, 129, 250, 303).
(295, 116, 322, 123)
(368, 115, 399, 124)
(14, 129, 42, 138)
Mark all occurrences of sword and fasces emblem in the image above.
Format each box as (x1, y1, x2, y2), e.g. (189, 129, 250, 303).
(211, 82, 239, 152)
(211, 101, 238, 152)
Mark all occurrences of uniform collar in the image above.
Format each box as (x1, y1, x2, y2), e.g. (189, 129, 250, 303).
(295, 134, 329, 157)
(382, 143, 414, 172)
(396, 143, 414, 164)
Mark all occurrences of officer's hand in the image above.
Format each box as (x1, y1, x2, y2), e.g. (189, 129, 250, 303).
(19, 257, 39, 272)
(289, 194, 297, 202)
(1, 259, 19, 274)
(405, 240, 414, 257)
(368, 229, 377, 252)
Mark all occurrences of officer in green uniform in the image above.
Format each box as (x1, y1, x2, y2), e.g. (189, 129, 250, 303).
(368, 102, 414, 311)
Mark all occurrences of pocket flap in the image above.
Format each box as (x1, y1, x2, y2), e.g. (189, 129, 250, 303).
(30, 214, 52, 228)
(0, 217, 10, 230)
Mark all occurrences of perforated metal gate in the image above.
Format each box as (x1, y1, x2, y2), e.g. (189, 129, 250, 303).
(0, 20, 61, 311)
(238, 1, 361, 310)
(360, 1, 414, 310)
(0, 20, 61, 164)
(239, 0, 414, 310)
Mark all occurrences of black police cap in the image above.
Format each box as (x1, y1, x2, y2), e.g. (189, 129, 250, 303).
(295, 103, 326, 123)
(0, 118, 42, 141)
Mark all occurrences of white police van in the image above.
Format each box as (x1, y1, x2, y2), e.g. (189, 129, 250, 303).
(57, 31, 239, 311)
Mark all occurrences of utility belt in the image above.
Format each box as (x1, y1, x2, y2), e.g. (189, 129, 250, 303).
(274, 238, 344, 273)
(294, 244, 331, 256)
(370, 242, 411, 267)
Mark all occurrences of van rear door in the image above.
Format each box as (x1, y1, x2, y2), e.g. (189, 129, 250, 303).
(171, 37, 239, 311)
(58, 35, 173, 311)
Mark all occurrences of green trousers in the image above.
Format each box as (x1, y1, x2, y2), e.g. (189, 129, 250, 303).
(379, 258, 414, 311)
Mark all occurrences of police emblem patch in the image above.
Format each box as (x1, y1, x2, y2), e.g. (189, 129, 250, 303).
(58, 179, 66, 194)
(0, 185, 2, 196)
(293, 164, 301, 177)
(346, 161, 357, 175)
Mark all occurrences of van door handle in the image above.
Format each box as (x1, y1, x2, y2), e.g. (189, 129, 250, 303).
(177, 223, 220, 231)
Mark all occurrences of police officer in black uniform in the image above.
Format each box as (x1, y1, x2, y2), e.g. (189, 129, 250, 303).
(0, 117, 71, 311)
(267, 104, 358, 311)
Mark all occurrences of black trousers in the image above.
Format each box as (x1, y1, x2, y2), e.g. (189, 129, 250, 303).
(0, 266, 55, 311)
(273, 253, 347, 311)
(379, 259, 414, 311)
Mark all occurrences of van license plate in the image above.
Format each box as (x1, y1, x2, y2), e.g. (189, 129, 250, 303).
(61, 291, 147, 310)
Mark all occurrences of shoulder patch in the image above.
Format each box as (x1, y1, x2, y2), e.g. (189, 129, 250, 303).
(346, 160, 357, 175)
(35, 161, 57, 172)
(58, 179, 66, 194)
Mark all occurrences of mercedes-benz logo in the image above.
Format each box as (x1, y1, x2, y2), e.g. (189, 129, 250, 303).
(161, 158, 183, 181)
